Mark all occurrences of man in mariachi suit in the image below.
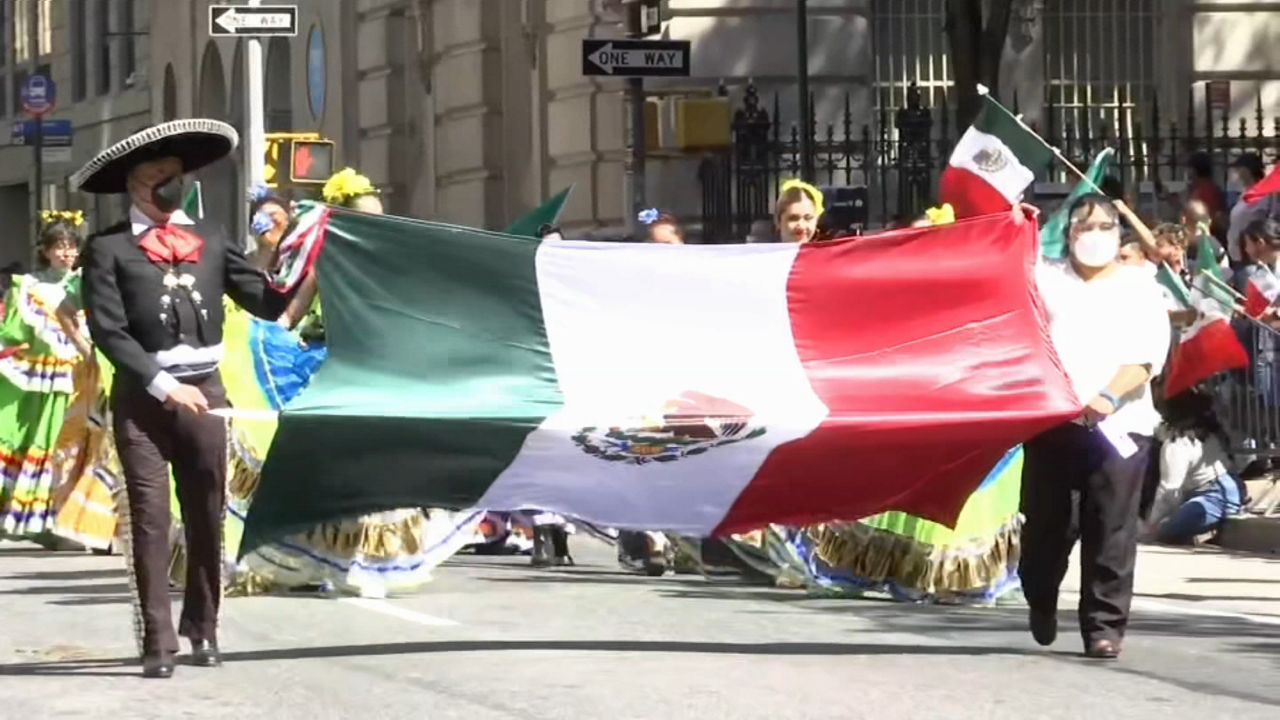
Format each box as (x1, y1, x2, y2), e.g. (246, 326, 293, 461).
(72, 120, 291, 679)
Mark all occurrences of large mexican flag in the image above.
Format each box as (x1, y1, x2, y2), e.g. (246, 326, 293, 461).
(240, 209, 1080, 555)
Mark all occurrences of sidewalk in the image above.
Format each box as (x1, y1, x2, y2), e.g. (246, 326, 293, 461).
(1215, 477, 1280, 555)
(1087, 544, 1280, 621)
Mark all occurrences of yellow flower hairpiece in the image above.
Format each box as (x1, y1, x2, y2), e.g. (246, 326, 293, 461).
(924, 203, 955, 226)
(321, 167, 377, 206)
(39, 209, 85, 229)
(779, 179, 825, 219)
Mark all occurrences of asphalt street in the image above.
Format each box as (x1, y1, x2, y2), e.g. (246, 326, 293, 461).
(1, 538, 1277, 719)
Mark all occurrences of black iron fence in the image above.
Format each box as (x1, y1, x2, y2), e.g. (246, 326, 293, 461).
(699, 82, 1280, 243)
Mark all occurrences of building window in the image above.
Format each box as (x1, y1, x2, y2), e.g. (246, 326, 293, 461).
(13, 0, 52, 64)
(71, 0, 87, 101)
(1043, 0, 1158, 141)
(1, 0, 9, 70)
(97, 0, 113, 95)
(120, 0, 136, 86)
(307, 24, 326, 122)
(264, 37, 293, 131)
(870, 0, 952, 114)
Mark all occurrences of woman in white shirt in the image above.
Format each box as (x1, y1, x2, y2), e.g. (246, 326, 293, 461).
(1020, 194, 1172, 661)
(1145, 387, 1243, 543)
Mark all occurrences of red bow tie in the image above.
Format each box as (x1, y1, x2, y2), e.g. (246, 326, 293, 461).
(139, 224, 204, 266)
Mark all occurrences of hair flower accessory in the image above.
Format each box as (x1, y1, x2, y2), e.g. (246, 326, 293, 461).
(924, 203, 955, 226)
(251, 209, 275, 236)
(778, 179, 826, 219)
(40, 209, 86, 229)
(322, 167, 377, 205)
(637, 208, 660, 225)
(248, 183, 271, 203)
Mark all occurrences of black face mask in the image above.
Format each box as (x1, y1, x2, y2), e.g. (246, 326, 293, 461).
(152, 175, 187, 214)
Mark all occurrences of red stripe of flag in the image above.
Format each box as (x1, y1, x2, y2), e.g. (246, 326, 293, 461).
(717, 213, 1080, 534)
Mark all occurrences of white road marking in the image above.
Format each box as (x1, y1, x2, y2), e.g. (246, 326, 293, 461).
(339, 597, 460, 627)
(1063, 591, 1280, 626)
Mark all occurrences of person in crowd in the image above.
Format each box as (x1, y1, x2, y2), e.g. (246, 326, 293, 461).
(74, 119, 293, 678)
(1227, 153, 1272, 264)
(1019, 194, 1171, 660)
(1185, 151, 1227, 240)
(775, 180, 823, 244)
(0, 213, 93, 549)
(1145, 386, 1243, 545)
(246, 186, 294, 273)
(638, 209, 684, 245)
(227, 167, 485, 597)
(1118, 241, 1147, 267)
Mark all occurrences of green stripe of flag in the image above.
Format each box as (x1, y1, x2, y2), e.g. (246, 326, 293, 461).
(242, 209, 562, 554)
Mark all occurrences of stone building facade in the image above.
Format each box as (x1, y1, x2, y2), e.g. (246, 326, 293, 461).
(1, 0, 1278, 264)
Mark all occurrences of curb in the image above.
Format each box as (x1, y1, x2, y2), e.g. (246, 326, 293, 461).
(1217, 516, 1280, 555)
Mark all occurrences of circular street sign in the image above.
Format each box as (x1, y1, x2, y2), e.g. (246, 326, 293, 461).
(21, 74, 56, 117)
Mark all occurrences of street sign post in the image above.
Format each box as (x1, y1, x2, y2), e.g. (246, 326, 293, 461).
(581, 39, 691, 77)
(10, 119, 72, 147)
(209, 4, 298, 37)
(20, 74, 55, 117)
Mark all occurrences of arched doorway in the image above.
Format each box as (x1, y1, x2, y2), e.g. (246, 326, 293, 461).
(264, 37, 293, 131)
(162, 63, 177, 121)
(197, 42, 235, 236)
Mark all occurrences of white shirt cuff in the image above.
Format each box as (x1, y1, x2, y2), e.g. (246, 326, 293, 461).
(147, 371, 179, 402)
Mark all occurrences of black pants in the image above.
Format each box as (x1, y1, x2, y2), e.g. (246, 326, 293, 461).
(1019, 423, 1152, 645)
(113, 372, 228, 657)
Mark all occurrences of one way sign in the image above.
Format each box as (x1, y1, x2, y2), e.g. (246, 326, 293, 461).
(209, 4, 298, 37)
(582, 39, 691, 78)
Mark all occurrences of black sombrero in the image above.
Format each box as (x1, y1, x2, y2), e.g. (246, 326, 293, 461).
(71, 119, 239, 194)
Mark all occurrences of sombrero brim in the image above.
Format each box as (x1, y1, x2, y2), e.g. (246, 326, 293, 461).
(72, 119, 239, 194)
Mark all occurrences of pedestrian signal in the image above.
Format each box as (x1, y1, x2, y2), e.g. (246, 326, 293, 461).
(290, 140, 334, 184)
(263, 133, 335, 187)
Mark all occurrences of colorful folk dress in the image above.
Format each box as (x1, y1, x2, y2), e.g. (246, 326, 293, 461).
(48, 354, 124, 551)
(0, 270, 84, 540)
(169, 295, 484, 597)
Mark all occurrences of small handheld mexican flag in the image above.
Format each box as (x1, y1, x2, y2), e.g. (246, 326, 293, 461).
(939, 86, 1054, 219)
(1243, 266, 1280, 319)
(182, 180, 204, 220)
(1164, 239, 1249, 398)
(1039, 149, 1115, 259)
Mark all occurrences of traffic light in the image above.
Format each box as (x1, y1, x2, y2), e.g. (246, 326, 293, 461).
(289, 139, 334, 183)
(262, 132, 335, 188)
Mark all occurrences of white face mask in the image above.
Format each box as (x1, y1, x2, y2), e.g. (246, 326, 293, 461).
(1071, 230, 1121, 268)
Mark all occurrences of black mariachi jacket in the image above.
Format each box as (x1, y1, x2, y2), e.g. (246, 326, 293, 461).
(83, 218, 290, 389)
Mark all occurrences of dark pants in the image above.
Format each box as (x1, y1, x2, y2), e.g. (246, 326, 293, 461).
(1019, 423, 1152, 645)
(112, 372, 228, 657)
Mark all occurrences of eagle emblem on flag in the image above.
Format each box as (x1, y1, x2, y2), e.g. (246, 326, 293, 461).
(972, 147, 1009, 174)
(572, 391, 766, 465)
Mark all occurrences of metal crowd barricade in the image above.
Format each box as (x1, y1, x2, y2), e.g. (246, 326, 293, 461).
(1212, 321, 1280, 458)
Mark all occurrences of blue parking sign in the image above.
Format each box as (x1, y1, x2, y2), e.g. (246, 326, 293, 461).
(21, 74, 56, 117)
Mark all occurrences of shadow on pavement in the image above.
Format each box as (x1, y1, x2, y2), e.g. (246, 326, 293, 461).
(4, 569, 124, 582)
(0, 582, 130, 595)
(0, 637, 1035, 676)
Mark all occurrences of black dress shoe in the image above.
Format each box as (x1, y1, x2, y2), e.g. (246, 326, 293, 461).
(1029, 607, 1058, 647)
(531, 527, 554, 567)
(189, 639, 222, 667)
(549, 526, 573, 566)
(142, 654, 175, 679)
(1084, 638, 1121, 659)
